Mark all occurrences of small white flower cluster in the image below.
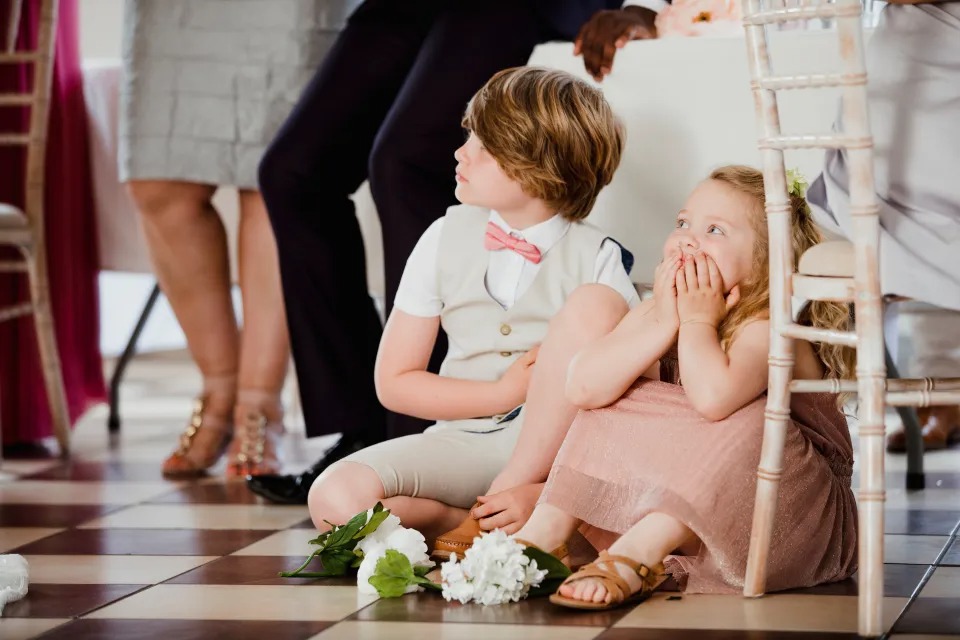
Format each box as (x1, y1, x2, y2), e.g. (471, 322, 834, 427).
(440, 530, 548, 605)
(355, 513, 432, 596)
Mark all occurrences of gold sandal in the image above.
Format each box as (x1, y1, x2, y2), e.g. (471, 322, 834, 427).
(549, 550, 666, 611)
(162, 397, 232, 478)
(515, 538, 571, 565)
(225, 407, 283, 478)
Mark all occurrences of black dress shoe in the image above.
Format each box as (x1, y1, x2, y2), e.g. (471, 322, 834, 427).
(246, 435, 371, 504)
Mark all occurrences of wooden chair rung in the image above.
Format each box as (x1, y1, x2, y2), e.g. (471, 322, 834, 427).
(0, 133, 32, 145)
(753, 73, 867, 91)
(0, 260, 29, 272)
(887, 389, 960, 408)
(743, 2, 861, 25)
(759, 135, 873, 150)
(792, 273, 855, 302)
(791, 377, 960, 394)
(780, 323, 857, 347)
(0, 94, 33, 106)
(0, 52, 42, 64)
(0, 302, 34, 323)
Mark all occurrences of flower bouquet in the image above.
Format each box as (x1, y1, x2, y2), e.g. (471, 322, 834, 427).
(283, 503, 571, 604)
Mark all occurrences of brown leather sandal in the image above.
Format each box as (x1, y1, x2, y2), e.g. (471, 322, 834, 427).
(549, 550, 667, 611)
(162, 397, 232, 479)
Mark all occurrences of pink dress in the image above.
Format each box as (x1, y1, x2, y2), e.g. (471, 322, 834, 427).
(541, 348, 858, 594)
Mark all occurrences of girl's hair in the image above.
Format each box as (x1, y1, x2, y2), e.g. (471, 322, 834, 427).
(708, 165, 855, 380)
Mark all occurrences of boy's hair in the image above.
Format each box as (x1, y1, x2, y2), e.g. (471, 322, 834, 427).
(462, 66, 624, 221)
(708, 165, 855, 381)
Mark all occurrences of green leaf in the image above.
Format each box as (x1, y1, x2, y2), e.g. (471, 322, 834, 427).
(523, 547, 572, 580)
(412, 563, 435, 578)
(367, 549, 419, 598)
(356, 506, 391, 539)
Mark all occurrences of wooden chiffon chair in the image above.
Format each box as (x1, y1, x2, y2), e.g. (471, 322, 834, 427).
(0, 0, 70, 455)
(740, 0, 960, 636)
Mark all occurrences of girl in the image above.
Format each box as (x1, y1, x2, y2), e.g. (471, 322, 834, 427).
(503, 165, 857, 609)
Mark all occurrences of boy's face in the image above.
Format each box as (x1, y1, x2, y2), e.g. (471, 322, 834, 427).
(454, 132, 531, 212)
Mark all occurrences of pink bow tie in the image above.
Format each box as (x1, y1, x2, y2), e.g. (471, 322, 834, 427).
(483, 222, 542, 264)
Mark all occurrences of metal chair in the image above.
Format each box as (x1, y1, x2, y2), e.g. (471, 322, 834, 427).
(740, 0, 960, 636)
(0, 0, 70, 455)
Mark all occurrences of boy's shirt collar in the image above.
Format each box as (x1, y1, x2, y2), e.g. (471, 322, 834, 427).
(489, 210, 569, 256)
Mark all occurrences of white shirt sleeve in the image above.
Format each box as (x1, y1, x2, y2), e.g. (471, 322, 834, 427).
(392, 218, 445, 318)
(595, 238, 640, 308)
(623, 0, 668, 13)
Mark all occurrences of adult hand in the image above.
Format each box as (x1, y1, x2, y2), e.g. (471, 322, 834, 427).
(676, 253, 740, 328)
(496, 346, 540, 410)
(472, 483, 545, 534)
(574, 6, 657, 82)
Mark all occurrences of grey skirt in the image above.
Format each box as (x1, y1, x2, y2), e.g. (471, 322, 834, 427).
(807, 2, 960, 311)
(118, 0, 361, 189)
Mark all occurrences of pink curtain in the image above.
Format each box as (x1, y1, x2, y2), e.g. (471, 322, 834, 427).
(0, 0, 105, 446)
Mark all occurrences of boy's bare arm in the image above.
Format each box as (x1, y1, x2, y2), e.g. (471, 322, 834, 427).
(375, 310, 531, 421)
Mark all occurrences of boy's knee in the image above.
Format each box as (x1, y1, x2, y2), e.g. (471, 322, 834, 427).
(307, 462, 386, 527)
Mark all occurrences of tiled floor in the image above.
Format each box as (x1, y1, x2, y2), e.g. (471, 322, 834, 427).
(1, 351, 959, 639)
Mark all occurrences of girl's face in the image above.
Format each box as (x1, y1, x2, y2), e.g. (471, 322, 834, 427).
(662, 179, 759, 293)
(453, 132, 530, 212)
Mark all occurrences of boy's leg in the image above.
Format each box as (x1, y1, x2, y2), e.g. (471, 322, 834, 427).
(308, 427, 517, 538)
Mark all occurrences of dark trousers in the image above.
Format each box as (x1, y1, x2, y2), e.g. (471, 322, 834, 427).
(259, 0, 558, 440)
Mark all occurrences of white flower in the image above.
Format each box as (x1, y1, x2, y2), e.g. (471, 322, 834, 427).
(356, 513, 402, 557)
(439, 530, 548, 606)
(355, 521, 432, 597)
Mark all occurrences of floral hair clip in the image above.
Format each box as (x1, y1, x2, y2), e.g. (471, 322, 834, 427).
(786, 168, 808, 198)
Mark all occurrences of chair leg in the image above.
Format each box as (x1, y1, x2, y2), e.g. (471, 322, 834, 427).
(23, 245, 71, 457)
(108, 283, 162, 434)
(855, 298, 887, 637)
(744, 339, 795, 597)
(885, 350, 925, 490)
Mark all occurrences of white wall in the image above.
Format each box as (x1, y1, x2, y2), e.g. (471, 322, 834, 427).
(79, 0, 124, 60)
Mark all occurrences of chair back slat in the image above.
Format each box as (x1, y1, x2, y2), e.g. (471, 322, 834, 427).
(3, 0, 23, 53)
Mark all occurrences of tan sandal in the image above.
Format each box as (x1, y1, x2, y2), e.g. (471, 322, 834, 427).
(162, 397, 232, 478)
(549, 550, 666, 611)
(225, 395, 284, 478)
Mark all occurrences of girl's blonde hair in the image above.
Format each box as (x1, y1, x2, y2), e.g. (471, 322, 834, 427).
(709, 165, 855, 380)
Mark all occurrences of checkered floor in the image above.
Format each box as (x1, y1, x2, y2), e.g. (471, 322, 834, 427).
(1, 351, 959, 639)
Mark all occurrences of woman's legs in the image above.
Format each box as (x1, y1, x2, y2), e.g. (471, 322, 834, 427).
(127, 180, 238, 475)
(226, 190, 291, 476)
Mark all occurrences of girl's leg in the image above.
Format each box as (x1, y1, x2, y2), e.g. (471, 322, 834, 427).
(127, 180, 238, 475)
(559, 512, 698, 605)
(488, 284, 629, 493)
(514, 503, 583, 552)
(308, 462, 468, 541)
(226, 190, 291, 477)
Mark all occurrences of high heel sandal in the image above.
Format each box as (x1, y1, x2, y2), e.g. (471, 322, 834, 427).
(162, 396, 233, 478)
(225, 394, 284, 478)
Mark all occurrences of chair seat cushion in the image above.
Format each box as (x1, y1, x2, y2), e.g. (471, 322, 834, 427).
(798, 240, 855, 277)
(0, 203, 28, 230)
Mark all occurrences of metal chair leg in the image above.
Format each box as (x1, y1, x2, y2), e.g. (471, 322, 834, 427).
(885, 348, 925, 490)
(107, 283, 162, 434)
